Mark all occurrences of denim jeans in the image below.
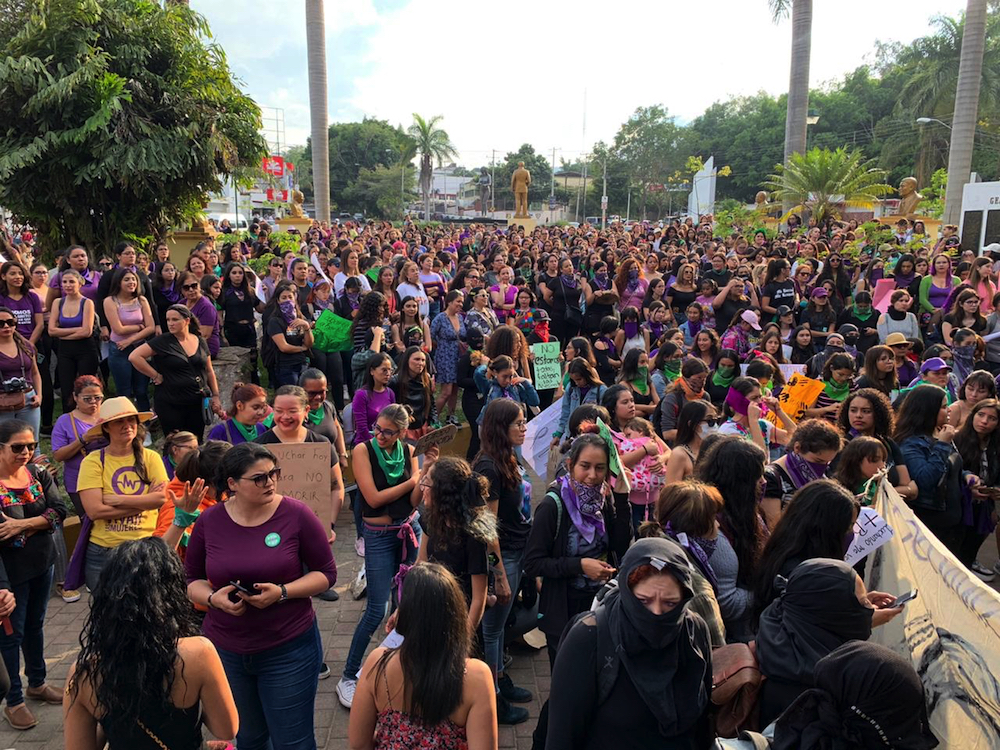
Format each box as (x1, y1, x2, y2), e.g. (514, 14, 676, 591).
(275, 364, 305, 389)
(84, 542, 115, 594)
(217, 620, 322, 750)
(0, 565, 54, 706)
(0, 394, 40, 439)
(481, 545, 525, 687)
(342, 516, 421, 680)
(108, 341, 150, 410)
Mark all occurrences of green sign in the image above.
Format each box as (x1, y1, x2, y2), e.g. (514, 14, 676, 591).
(312, 310, 354, 352)
(531, 341, 562, 391)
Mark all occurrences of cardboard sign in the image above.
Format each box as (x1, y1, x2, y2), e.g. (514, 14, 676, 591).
(522, 398, 562, 478)
(767, 372, 825, 426)
(312, 310, 354, 352)
(531, 341, 562, 390)
(413, 424, 458, 456)
(872, 278, 897, 313)
(844, 506, 894, 567)
(271, 442, 332, 529)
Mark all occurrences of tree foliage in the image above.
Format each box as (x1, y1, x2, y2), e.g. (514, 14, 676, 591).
(489, 144, 565, 212)
(343, 165, 417, 220)
(408, 114, 457, 220)
(0, 0, 267, 254)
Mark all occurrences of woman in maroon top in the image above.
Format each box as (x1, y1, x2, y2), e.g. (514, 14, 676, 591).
(0, 306, 42, 437)
(186, 442, 336, 750)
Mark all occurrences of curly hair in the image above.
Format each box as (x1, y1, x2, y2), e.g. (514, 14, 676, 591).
(351, 290, 387, 338)
(836, 388, 895, 442)
(69, 538, 200, 730)
(423, 457, 496, 549)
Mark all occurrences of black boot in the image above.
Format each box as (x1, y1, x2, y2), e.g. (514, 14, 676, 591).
(496, 693, 529, 725)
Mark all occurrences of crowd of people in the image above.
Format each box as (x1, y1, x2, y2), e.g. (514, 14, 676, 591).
(0, 212, 992, 748)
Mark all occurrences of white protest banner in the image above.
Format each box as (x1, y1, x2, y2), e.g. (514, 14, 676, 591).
(844, 506, 893, 567)
(522, 398, 562, 479)
(270, 442, 332, 529)
(531, 342, 562, 391)
(867, 481, 1000, 749)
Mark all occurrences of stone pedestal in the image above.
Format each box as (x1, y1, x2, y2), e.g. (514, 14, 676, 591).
(166, 229, 218, 270)
(276, 217, 314, 235)
(209, 345, 254, 426)
(507, 216, 537, 233)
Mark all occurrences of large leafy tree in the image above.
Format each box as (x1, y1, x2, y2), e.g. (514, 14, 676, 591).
(0, 0, 267, 254)
(407, 114, 457, 220)
(763, 147, 894, 225)
(342, 165, 417, 219)
(491, 144, 557, 213)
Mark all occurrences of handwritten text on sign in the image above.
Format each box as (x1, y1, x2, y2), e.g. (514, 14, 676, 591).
(531, 341, 563, 390)
(844, 506, 894, 567)
(270, 442, 332, 529)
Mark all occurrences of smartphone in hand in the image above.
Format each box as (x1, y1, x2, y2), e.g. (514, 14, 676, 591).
(886, 589, 918, 608)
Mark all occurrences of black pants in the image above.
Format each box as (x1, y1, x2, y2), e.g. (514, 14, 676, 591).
(155, 394, 206, 443)
(310, 349, 346, 412)
(551, 316, 580, 349)
(37, 333, 54, 428)
(57, 338, 100, 415)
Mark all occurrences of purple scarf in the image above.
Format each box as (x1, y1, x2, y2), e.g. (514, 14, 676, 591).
(561, 273, 579, 289)
(278, 300, 296, 325)
(623, 321, 640, 339)
(559, 475, 606, 544)
(666, 522, 718, 591)
(784, 451, 828, 489)
(161, 281, 181, 304)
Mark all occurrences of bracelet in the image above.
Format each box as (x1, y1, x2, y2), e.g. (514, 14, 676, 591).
(207, 590, 217, 609)
(173, 508, 201, 526)
(279, 583, 288, 602)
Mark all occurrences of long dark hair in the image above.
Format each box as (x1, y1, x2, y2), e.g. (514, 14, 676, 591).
(836, 388, 894, 442)
(394, 346, 433, 423)
(422, 457, 496, 549)
(69, 538, 200, 728)
(350, 290, 387, 338)
(695, 436, 767, 586)
(894, 385, 947, 444)
(475, 399, 522, 488)
(675, 399, 713, 446)
(752, 479, 859, 619)
(834, 436, 888, 495)
(107, 267, 140, 300)
(954, 398, 1000, 485)
(0, 261, 30, 296)
(0, 305, 35, 360)
(600, 384, 632, 431)
(377, 563, 471, 725)
(100, 417, 151, 485)
(861, 345, 898, 394)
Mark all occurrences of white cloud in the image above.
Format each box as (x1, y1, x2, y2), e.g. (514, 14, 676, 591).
(197, 0, 969, 163)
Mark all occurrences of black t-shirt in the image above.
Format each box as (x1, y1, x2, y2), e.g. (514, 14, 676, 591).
(220, 289, 259, 325)
(427, 533, 488, 604)
(265, 315, 307, 369)
(305, 401, 341, 446)
(715, 296, 750, 332)
(762, 280, 796, 314)
(474, 454, 530, 550)
(762, 462, 797, 509)
(148, 333, 210, 403)
(666, 286, 698, 317)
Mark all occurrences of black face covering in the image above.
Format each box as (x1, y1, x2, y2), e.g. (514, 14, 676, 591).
(603, 537, 711, 737)
(773, 641, 939, 750)
(757, 558, 873, 686)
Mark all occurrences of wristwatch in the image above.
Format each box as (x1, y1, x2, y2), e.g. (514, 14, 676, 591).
(279, 583, 288, 602)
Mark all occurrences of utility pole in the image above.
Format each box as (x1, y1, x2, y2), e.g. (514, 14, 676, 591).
(550, 147, 556, 198)
(491, 149, 496, 215)
(601, 157, 608, 229)
(626, 181, 631, 223)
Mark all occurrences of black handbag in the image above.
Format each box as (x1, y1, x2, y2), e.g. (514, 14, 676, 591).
(560, 279, 583, 327)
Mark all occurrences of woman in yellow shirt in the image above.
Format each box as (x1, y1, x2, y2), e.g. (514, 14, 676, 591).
(77, 397, 168, 592)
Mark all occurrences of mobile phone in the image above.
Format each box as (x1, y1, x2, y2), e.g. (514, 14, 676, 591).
(228, 580, 260, 602)
(887, 589, 918, 608)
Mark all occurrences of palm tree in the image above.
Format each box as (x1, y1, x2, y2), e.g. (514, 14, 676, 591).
(763, 147, 894, 226)
(305, 0, 330, 223)
(770, 0, 813, 217)
(407, 114, 457, 221)
(944, 0, 989, 225)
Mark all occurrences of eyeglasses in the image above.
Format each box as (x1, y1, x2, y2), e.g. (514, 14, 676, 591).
(4, 442, 36, 454)
(419, 479, 433, 490)
(79, 395, 104, 403)
(513, 419, 528, 429)
(372, 424, 400, 439)
(305, 389, 327, 398)
(182, 283, 199, 290)
(0, 320, 15, 328)
(240, 467, 281, 487)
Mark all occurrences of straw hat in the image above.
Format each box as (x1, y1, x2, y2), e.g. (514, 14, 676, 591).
(83, 397, 154, 441)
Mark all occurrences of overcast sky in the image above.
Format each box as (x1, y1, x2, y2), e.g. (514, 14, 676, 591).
(194, 0, 968, 166)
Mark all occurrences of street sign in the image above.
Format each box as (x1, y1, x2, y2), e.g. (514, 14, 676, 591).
(262, 156, 285, 177)
(548, 196, 556, 210)
(266, 189, 289, 202)
(601, 195, 608, 209)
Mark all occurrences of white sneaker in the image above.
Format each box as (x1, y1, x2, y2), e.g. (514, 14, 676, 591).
(970, 561, 996, 581)
(350, 565, 367, 600)
(355, 537, 365, 557)
(336, 678, 356, 709)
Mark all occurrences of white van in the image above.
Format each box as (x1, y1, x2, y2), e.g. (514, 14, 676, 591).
(959, 181, 1000, 254)
(208, 212, 249, 231)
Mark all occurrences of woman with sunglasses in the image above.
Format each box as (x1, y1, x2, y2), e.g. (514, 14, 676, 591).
(50, 376, 106, 518)
(465, 286, 499, 338)
(186, 442, 336, 750)
(0, 306, 43, 437)
(338, 404, 438, 710)
(178, 270, 220, 357)
(0, 418, 67, 730)
(262, 256, 285, 303)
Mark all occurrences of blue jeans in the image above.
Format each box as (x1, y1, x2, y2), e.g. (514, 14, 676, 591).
(0, 393, 40, 439)
(481, 545, 525, 687)
(217, 620, 322, 750)
(84, 542, 115, 594)
(342, 516, 421, 679)
(108, 341, 150, 410)
(0, 566, 54, 706)
(275, 364, 304, 388)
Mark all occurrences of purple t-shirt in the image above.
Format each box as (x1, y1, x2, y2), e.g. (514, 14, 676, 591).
(189, 296, 220, 356)
(0, 341, 33, 384)
(351, 387, 396, 446)
(185, 496, 337, 655)
(49, 269, 102, 302)
(0, 293, 41, 339)
(51, 413, 108, 493)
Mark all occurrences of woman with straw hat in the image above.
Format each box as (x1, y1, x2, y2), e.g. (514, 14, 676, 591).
(76, 396, 168, 592)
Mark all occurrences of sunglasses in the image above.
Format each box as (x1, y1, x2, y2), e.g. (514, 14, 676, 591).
(372, 424, 400, 439)
(182, 283, 199, 290)
(305, 389, 327, 398)
(241, 467, 281, 487)
(0, 320, 15, 328)
(79, 395, 104, 403)
(4, 442, 37, 454)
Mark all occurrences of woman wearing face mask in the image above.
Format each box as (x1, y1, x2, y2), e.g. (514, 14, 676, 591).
(545, 537, 713, 750)
(753, 480, 860, 618)
(804, 352, 855, 422)
(705, 348, 739, 407)
(948, 327, 981, 389)
(663, 400, 717, 484)
(261, 280, 313, 388)
(614, 258, 647, 313)
(657, 358, 710, 443)
(717, 376, 792, 455)
(614, 306, 647, 358)
(525, 431, 630, 668)
(547, 257, 584, 346)
(581, 261, 618, 335)
(837, 291, 879, 354)
(206, 382, 268, 445)
(756, 558, 902, 727)
(616, 349, 658, 418)
(638, 480, 726, 647)
(695, 435, 768, 643)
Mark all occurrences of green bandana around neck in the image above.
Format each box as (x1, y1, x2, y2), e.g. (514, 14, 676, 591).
(823, 378, 851, 402)
(307, 405, 325, 426)
(233, 419, 259, 443)
(663, 359, 682, 379)
(853, 306, 874, 322)
(712, 364, 736, 388)
(372, 437, 405, 483)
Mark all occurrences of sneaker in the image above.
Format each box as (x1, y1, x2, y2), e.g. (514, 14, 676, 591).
(57, 584, 81, 603)
(499, 673, 533, 703)
(336, 678, 356, 708)
(316, 588, 340, 602)
(350, 565, 368, 600)
(496, 694, 529, 725)
(994, 559, 1000, 576)
(355, 537, 365, 557)
(446, 415, 460, 427)
(970, 561, 996, 581)
(318, 663, 331, 680)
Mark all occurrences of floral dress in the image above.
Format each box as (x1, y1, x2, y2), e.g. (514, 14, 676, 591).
(430, 312, 466, 384)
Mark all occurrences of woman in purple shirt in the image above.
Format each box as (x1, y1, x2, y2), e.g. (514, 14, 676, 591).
(45, 245, 102, 309)
(186, 442, 336, 750)
(179, 270, 220, 356)
(0, 262, 42, 346)
(50, 375, 107, 516)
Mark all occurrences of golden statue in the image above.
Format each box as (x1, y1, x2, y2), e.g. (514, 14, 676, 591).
(288, 189, 307, 218)
(898, 177, 924, 217)
(511, 162, 531, 218)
